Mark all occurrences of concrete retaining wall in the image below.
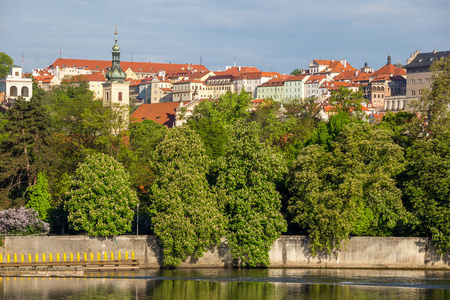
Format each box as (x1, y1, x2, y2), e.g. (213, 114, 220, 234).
(1, 235, 449, 269)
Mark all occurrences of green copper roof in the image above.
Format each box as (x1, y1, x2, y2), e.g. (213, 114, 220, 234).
(106, 26, 126, 83)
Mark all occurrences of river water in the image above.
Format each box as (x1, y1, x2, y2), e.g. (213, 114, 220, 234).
(1, 268, 449, 299)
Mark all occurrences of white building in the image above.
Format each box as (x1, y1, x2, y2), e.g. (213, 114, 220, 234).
(0, 65, 33, 102)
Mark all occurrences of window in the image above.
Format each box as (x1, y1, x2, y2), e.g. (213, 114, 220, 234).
(15, 72, 19, 77)
(418, 79, 423, 84)
(118, 92, 123, 101)
(411, 90, 416, 96)
(410, 79, 415, 85)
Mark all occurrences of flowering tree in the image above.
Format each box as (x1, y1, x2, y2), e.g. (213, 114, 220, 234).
(214, 121, 287, 267)
(288, 123, 408, 256)
(66, 153, 138, 236)
(0, 207, 50, 235)
(149, 126, 225, 268)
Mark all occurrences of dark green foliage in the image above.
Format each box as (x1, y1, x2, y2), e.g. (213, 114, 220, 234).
(403, 132, 450, 253)
(0, 98, 56, 208)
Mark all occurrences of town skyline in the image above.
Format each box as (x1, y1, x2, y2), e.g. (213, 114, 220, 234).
(2, 0, 450, 74)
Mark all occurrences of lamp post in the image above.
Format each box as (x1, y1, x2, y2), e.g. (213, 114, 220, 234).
(136, 203, 139, 236)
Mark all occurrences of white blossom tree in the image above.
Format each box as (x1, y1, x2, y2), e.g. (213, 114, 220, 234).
(66, 153, 138, 236)
(214, 121, 287, 267)
(149, 126, 225, 268)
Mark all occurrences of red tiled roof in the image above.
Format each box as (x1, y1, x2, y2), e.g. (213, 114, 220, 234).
(130, 102, 189, 128)
(48, 58, 209, 75)
(305, 75, 326, 84)
(372, 63, 406, 77)
(313, 60, 333, 65)
(351, 72, 373, 83)
(34, 75, 55, 83)
(173, 79, 204, 84)
(284, 74, 309, 82)
(213, 66, 260, 77)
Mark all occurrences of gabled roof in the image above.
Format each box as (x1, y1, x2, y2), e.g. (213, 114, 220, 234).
(405, 51, 450, 69)
(372, 63, 406, 77)
(130, 102, 189, 128)
(236, 71, 280, 80)
(284, 74, 309, 82)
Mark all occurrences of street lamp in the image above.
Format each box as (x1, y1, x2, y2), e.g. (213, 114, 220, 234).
(136, 203, 139, 236)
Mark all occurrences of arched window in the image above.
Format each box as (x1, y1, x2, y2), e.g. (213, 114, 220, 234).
(118, 92, 123, 101)
(10, 86, 18, 97)
(21, 86, 29, 97)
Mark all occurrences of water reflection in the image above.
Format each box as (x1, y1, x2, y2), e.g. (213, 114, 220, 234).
(1, 269, 449, 300)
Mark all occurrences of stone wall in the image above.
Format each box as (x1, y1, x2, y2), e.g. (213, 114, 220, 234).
(1, 235, 449, 269)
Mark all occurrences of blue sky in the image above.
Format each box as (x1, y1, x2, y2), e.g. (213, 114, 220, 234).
(1, 0, 449, 74)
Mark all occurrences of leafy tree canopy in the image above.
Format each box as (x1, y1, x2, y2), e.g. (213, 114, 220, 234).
(214, 121, 287, 266)
(66, 153, 138, 236)
(0, 98, 56, 208)
(288, 123, 408, 256)
(26, 172, 52, 222)
(403, 132, 450, 253)
(149, 126, 226, 268)
(329, 86, 366, 118)
(0, 52, 13, 79)
(414, 57, 450, 135)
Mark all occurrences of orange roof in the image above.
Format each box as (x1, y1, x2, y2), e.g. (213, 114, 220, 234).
(130, 102, 189, 128)
(236, 71, 280, 80)
(351, 72, 373, 83)
(34, 75, 55, 83)
(334, 70, 358, 81)
(284, 74, 309, 82)
(372, 63, 406, 77)
(213, 66, 260, 77)
(305, 75, 326, 84)
(313, 59, 333, 65)
(48, 58, 209, 75)
(259, 77, 287, 86)
(173, 79, 204, 84)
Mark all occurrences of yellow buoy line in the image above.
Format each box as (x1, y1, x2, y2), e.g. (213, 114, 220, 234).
(0, 251, 135, 263)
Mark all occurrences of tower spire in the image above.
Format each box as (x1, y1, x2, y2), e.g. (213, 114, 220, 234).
(387, 51, 391, 65)
(105, 25, 126, 83)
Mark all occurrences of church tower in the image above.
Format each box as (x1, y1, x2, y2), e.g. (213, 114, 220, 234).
(102, 25, 129, 107)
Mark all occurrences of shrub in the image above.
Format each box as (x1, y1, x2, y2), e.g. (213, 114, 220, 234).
(0, 207, 50, 235)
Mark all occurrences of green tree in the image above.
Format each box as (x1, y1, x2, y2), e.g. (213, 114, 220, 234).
(413, 57, 450, 135)
(66, 153, 138, 236)
(378, 111, 419, 149)
(149, 126, 225, 268)
(288, 123, 408, 255)
(329, 86, 366, 118)
(403, 132, 450, 254)
(26, 172, 52, 221)
(214, 121, 287, 266)
(0, 98, 56, 208)
(0, 52, 13, 79)
(290, 69, 303, 75)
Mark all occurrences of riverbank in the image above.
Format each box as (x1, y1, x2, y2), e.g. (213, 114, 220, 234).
(1, 235, 449, 270)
